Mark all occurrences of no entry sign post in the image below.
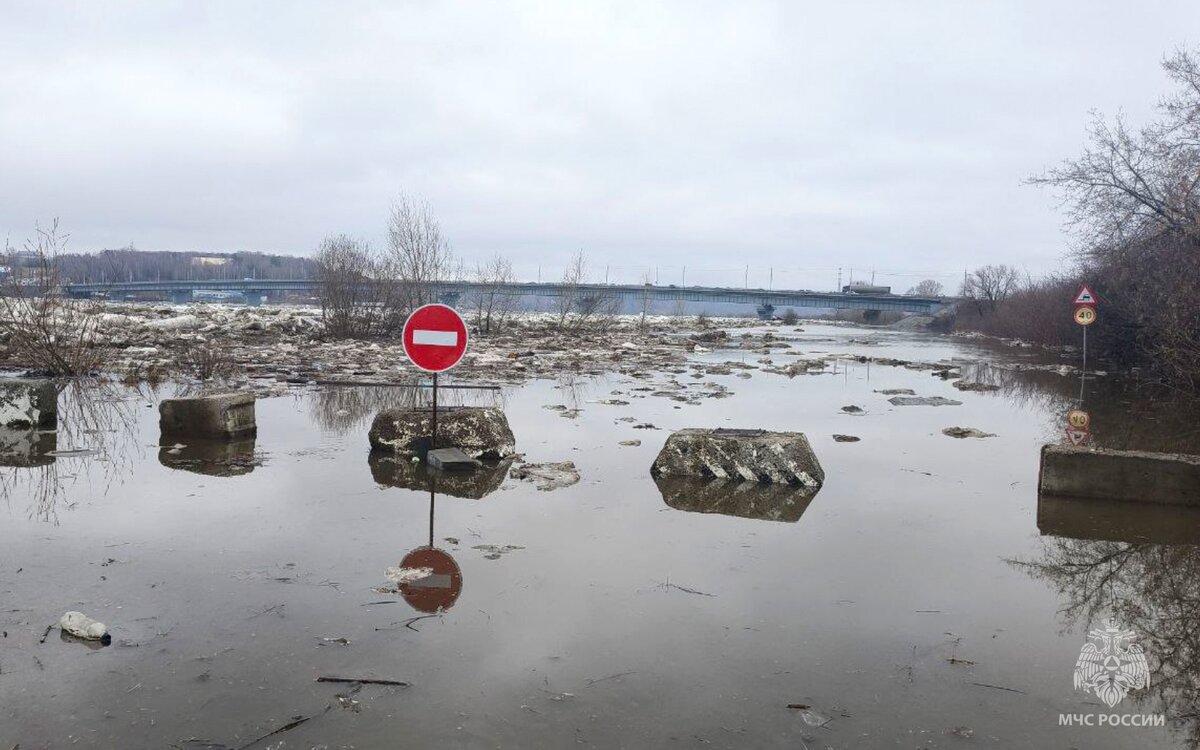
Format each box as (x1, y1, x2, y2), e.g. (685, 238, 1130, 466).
(402, 304, 469, 451)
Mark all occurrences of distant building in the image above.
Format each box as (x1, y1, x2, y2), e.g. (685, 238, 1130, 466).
(191, 256, 230, 267)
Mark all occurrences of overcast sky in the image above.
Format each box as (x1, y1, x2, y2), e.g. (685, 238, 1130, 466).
(1, 2, 1195, 290)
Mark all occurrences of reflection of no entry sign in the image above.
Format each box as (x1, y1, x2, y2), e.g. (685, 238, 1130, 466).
(403, 304, 468, 372)
(398, 546, 463, 613)
(1073, 306, 1097, 326)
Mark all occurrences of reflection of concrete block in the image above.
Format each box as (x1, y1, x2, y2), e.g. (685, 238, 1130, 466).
(0, 427, 56, 467)
(1037, 493, 1200, 545)
(1038, 444, 1200, 507)
(159, 439, 258, 477)
(160, 393, 256, 439)
(369, 453, 510, 500)
(654, 476, 818, 523)
(0, 379, 57, 429)
(650, 428, 824, 486)
(369, 407, 515, 459)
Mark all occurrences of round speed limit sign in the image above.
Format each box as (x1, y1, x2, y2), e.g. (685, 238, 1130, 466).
(1067, 409, 1090, 430)
(1073, 305, 1097, 326)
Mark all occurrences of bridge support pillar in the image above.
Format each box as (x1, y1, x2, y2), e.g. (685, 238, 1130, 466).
(756, 304, 775, 321)
(244, 291, 264, 307)
(170, 290, 192, 305)
(863, 309, 881, 323)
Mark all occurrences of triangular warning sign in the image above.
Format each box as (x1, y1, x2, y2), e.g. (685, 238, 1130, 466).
(1074, 285, 1098, 306)
(1066, 428, 1089, 446)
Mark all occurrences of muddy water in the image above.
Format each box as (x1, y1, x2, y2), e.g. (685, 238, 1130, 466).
(3, 323, 1199, 749)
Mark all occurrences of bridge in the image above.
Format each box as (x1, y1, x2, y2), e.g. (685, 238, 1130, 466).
(62, 279, 948, 319)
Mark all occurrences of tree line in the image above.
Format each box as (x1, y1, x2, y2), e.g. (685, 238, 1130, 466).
(956, 48, 1200, 394)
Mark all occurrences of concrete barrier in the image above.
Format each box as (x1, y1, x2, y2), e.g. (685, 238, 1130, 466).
(0, 378, 57, 429)
(368, 407, 515, 459)
(1038, 444, 1200, 507)
(159, 393, 257, 439)
(650, 428, 824, 487)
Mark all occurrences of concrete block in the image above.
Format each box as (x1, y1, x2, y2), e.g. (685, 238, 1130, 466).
(1038, 444, 1200, 507)
(369, 453, 511, 500)
(654, 476, 819, 523)
(427, 447, 483, 472)
(0, 378, 57, 429)
(368, 407, 515, 459)
(159, 393, 257, 439)
(650, 428, 824, 487)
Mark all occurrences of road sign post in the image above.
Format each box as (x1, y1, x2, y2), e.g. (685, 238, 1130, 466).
(1072, 285, 1098, 413)
(402, 304, 469, 453)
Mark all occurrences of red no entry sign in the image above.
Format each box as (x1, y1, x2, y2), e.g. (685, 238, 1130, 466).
(402, 304, 468, 373)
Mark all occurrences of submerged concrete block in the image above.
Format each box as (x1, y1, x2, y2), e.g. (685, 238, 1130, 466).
(1038, 444, 1200, 507)
(650, 428, 824, 487)
(368, 407, 515, 459)
(0, 378, 57, 429)
(159, 393, 257, 439)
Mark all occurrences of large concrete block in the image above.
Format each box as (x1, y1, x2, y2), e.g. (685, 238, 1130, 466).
(1038, 444, 1200, 507)
(368, 407, 515, 459)
(650, 428, 824, 487)
(0, 378, 57, 429)
(159, 393, 257, 439)
(654, 476, 819, 523)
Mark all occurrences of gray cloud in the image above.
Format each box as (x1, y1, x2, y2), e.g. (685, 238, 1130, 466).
(1, 1, 1193, 290)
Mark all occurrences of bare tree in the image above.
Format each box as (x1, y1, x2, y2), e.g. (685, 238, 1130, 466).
(469, 254, 518, 335)
(906, 279, 944, 296)
(386, 194, 457, 317)
(0, 220, 108, 376)
(555, 250, 586, 328)
(960, 264, 1020, 314)
(314, 234, 393, 339)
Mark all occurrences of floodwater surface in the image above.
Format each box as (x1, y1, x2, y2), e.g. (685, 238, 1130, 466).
(2, 323, 1199, 749)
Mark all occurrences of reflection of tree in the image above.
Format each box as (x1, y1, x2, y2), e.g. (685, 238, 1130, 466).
(1012, 540, 1200, 745)
(961, 361, 1200, 453)
(308, 384, 508, 434)
(0, 379, 141, 524)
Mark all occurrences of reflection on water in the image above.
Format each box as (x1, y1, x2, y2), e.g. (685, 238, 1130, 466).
(654, 476, 819, 523)
(0, 427, 56, 467)
(1037, 493, 1200, 545)
(369, 452, 511, 499)
(159, 438, 261, 477)
(308, 383, 508, 433)
(1014, 540, 1200, 747)
(0, 380, 141, 524)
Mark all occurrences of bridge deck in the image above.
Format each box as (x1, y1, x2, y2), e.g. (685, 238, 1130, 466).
(63, 279, 947, 313)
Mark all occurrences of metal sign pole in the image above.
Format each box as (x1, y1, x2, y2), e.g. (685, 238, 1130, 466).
(431, 372, 439, 450)
(1079, 324, 1087, 406)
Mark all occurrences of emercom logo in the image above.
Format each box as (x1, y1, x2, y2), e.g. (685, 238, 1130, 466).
(1059, 619, 1164, 729)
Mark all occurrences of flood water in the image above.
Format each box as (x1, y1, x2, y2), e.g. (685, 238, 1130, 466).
(3, 323, 1200, 749)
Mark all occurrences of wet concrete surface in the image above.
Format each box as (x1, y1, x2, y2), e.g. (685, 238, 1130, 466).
(2, 323, 1200, 748)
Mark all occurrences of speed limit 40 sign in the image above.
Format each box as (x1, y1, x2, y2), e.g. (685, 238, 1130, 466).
(1073, 305, 1097, 326)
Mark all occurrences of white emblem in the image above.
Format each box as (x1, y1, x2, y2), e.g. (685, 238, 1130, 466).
(1073, 620, 1150, 708)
